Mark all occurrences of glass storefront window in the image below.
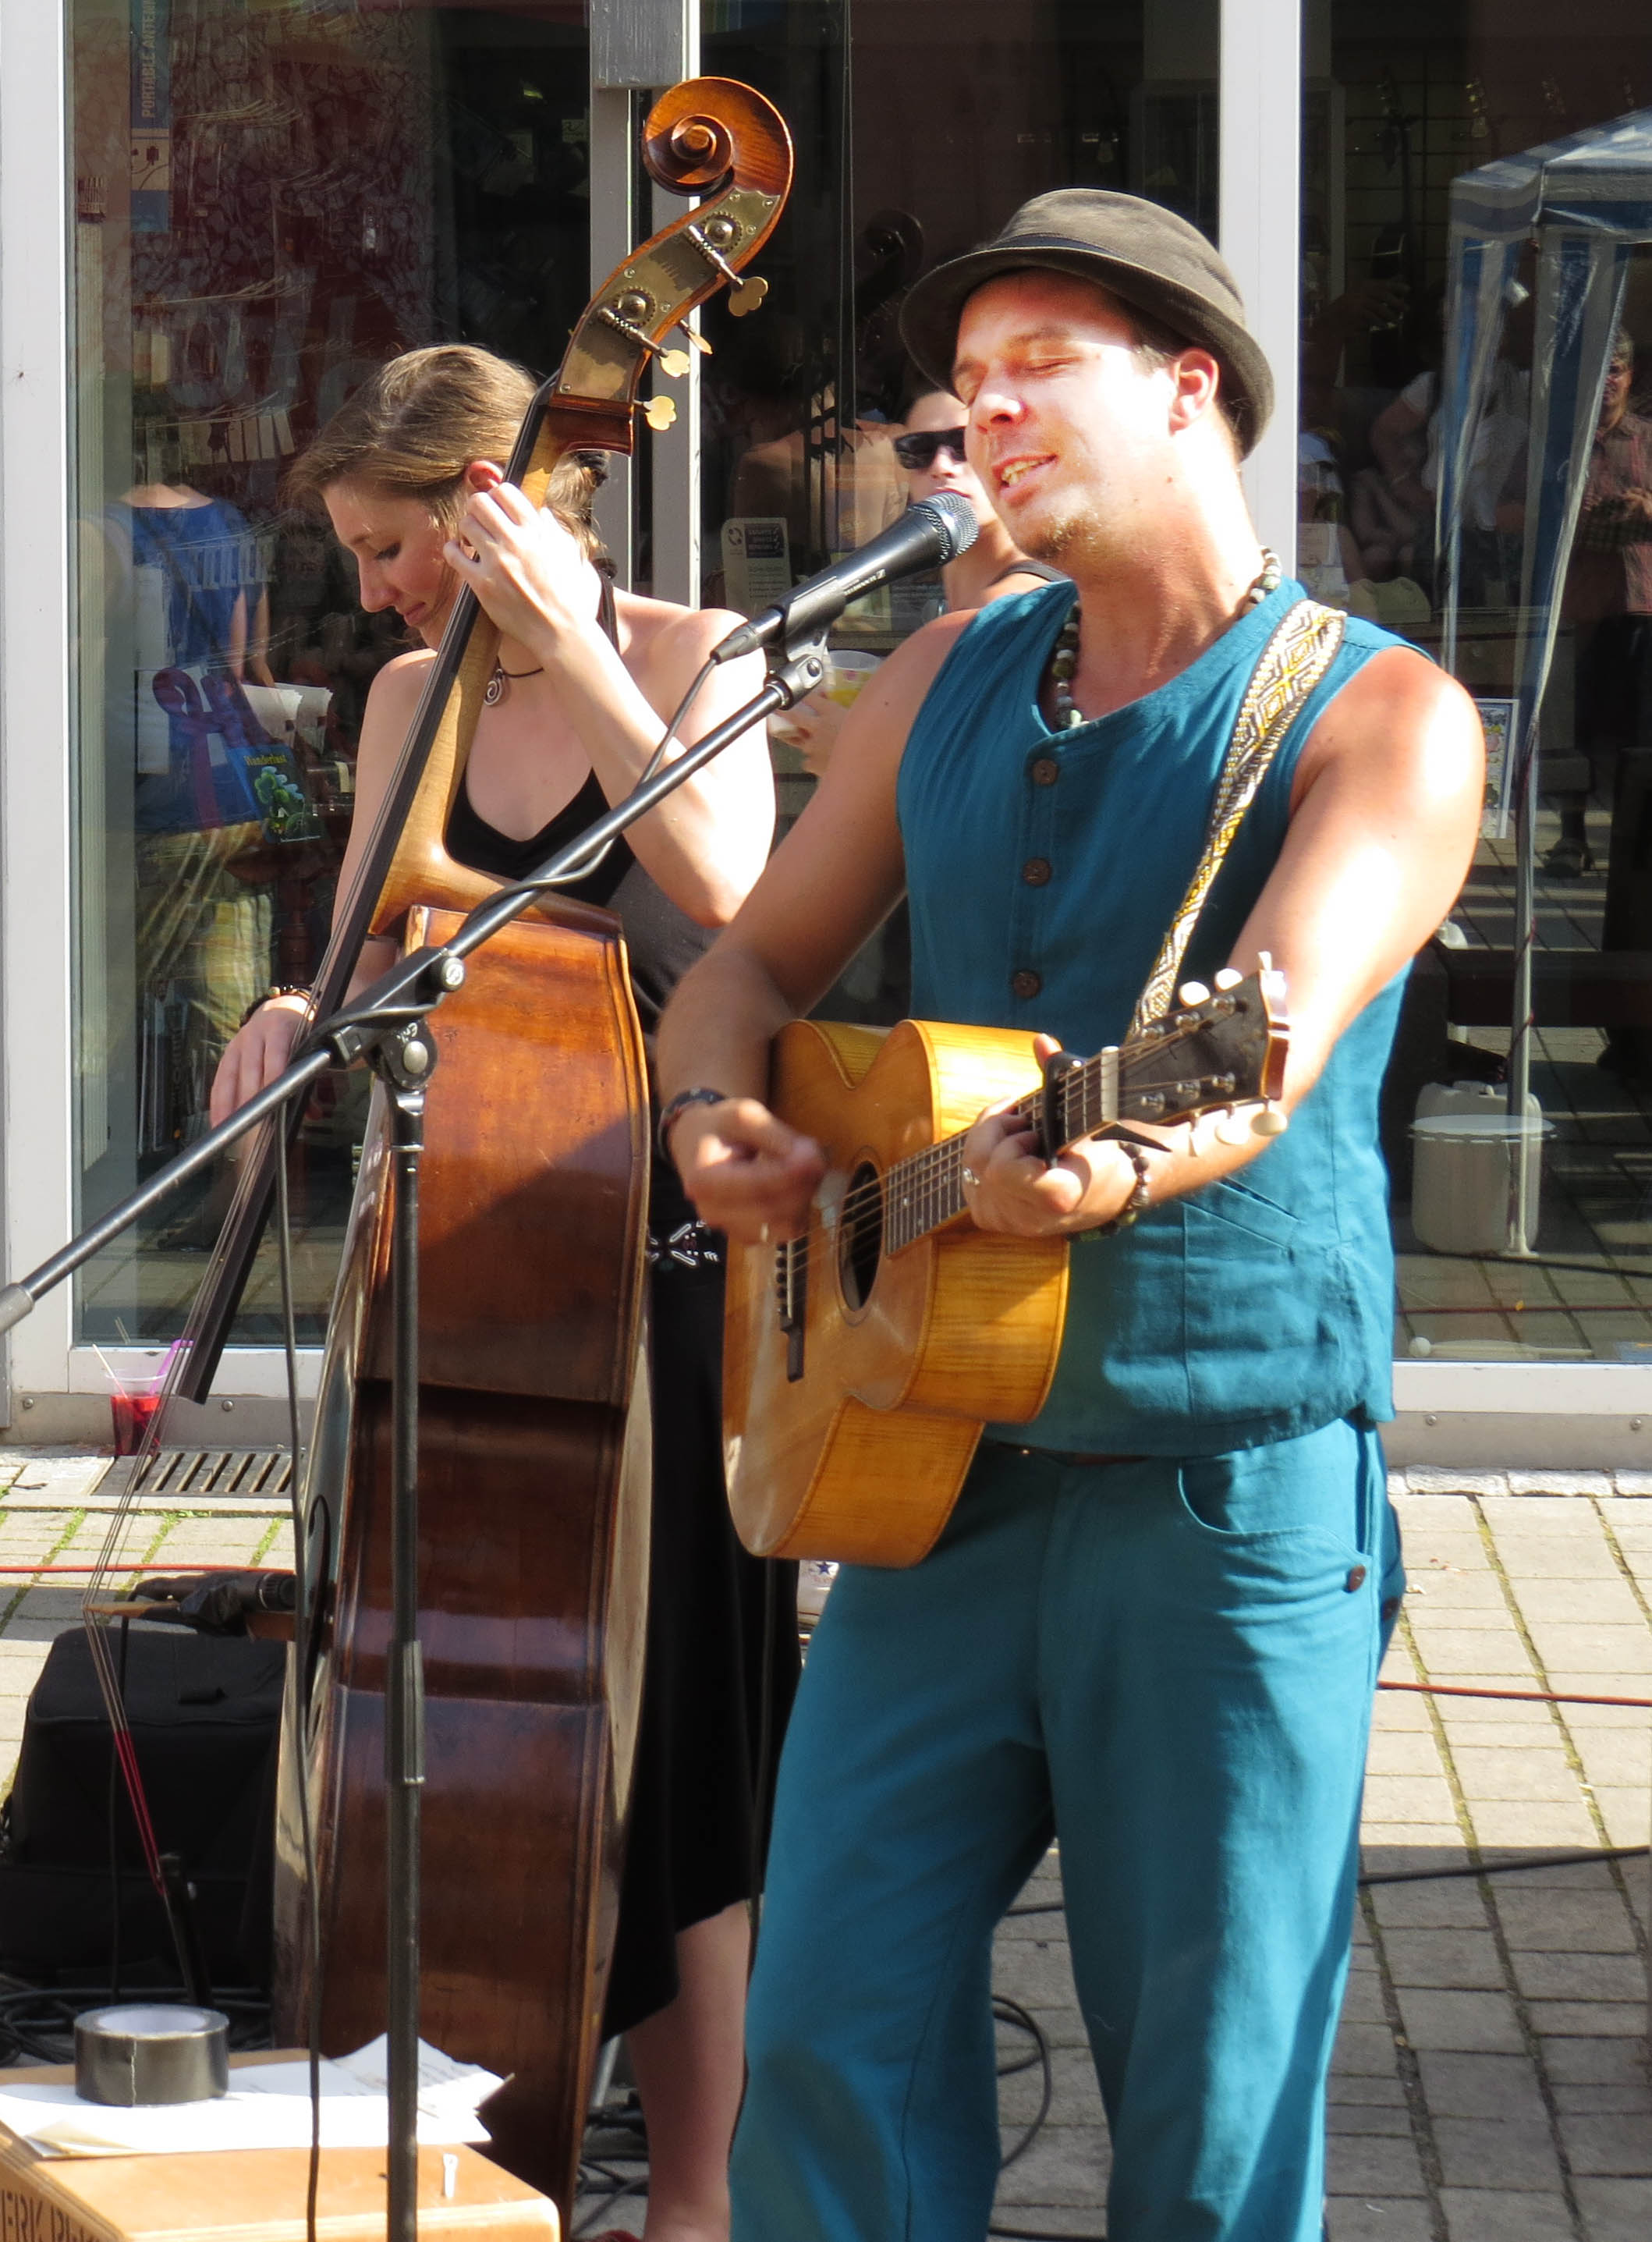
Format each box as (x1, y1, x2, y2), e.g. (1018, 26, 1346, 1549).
(68, 0, 1222, 1350)
(69, 0, 590, 1343)
(1303, 3, 1652, 1364)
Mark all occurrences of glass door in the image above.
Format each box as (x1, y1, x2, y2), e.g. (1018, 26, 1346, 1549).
(1301, 0, 1652, 1369)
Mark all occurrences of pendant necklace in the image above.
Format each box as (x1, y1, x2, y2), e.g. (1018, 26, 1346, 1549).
(484, 662, 544, 708)
(1044, 548, 1282, 731)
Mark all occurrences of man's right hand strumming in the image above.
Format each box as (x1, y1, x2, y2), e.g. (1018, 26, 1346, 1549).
(670, 1099, 824, 1246)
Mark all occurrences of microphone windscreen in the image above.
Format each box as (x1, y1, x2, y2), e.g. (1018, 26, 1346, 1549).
(915, 490, 980, 561)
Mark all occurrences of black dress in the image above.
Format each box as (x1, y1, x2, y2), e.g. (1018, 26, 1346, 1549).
(445, 758, 799, 2038)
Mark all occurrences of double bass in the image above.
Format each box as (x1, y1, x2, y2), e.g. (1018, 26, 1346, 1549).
(148, 80, 790, 2216)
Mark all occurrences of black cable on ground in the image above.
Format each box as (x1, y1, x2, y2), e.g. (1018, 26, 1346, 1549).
(0, 1981, 269, 2069)
(993, 1996, 1053, 2169)
(1360, 1843, 1650, 1885)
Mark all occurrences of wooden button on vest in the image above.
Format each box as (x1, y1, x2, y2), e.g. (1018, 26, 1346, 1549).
(1022, 857, 1052, 886)
(1345, 1565, 1367, 1591)
(1029, 756, 1060, 786)
(1011, 969, 1042, 999)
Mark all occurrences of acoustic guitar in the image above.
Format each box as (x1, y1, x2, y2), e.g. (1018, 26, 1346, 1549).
(723, 965, 1289, 1567)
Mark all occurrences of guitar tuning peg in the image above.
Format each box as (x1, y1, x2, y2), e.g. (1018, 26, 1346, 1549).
(1189, 1112, 1222, 1156)
(1251, 1104, 1289, 1138)
(1214, 1108, 1253, 1148)
(730, 275, 769, 317)
(1214, 968, 1243, 991)
(658, 348, 693, 379)
(1256, 950, 1274, 974)
(643, 395, 677, 431)
(1178, 980, 1211, 1006)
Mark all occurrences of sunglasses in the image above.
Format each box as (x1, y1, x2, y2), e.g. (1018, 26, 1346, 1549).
(892, 427, 969, 470)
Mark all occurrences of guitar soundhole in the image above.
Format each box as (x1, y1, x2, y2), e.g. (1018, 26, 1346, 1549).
(837, 1159, 884, 1311)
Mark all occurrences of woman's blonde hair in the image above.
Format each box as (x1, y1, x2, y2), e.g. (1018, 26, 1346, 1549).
(287, 344, 604, 554)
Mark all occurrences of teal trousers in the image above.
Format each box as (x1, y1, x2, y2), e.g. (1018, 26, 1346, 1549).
(732, 1419, 1401, 2242)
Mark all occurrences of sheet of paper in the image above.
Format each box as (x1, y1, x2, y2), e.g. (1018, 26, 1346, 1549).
(0, 2037, 505, 2159)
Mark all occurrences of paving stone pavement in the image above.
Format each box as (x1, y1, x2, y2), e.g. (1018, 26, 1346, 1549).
(984, 1469, 1652, 2242)
(0, 1452, 1647, 2240)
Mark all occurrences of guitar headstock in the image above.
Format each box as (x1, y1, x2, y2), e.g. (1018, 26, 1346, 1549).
(1114, 964, 1289, 1130)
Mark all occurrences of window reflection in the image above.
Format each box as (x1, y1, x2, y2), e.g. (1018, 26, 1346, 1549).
(1305, 6, 1652, 1364)
(70, 0, 591, 1344)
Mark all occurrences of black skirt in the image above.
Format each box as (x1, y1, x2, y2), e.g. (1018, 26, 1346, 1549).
(600, 1244, 799, 2040)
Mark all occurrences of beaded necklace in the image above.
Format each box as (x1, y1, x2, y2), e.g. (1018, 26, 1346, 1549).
(1044, 547, 1282, 731)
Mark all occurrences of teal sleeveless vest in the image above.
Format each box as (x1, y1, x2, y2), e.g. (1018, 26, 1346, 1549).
(895, 577, 1409, 1456)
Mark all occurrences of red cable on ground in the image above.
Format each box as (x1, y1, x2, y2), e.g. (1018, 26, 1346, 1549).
(1380, 1679, 1652, 1709)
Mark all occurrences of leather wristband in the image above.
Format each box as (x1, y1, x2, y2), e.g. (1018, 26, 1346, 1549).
(1076, 1140, 1153, 1243)
(657, 1085, 727, 1162)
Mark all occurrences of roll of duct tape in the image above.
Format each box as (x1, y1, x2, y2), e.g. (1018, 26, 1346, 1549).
(73, 2004, 229, 2105)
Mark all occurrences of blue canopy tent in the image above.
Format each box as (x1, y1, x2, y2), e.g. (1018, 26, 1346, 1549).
(1438, 110, 1652, 1250)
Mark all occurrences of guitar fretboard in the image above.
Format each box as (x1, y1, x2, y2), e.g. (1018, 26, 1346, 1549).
(879, 1045, 1121, 1254)
(870, 1006, 1246, 1256)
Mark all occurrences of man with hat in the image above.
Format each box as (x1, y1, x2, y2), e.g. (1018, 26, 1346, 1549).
(658, 191, 1482, 2242)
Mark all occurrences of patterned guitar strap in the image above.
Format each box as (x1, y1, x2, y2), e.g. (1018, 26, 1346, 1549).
(1127, 598, 1347, 1041)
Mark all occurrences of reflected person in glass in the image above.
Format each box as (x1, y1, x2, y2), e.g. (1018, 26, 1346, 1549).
(1547, 329, 1652, 889)
(782, 388, 1062, 776)
(207, 346, 790, 2242)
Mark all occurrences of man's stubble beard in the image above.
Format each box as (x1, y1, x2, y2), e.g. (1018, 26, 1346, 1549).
(1018, 493, 1112, 576)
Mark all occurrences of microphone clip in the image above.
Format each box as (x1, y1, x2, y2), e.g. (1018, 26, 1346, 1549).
(761, 620, 831, 710)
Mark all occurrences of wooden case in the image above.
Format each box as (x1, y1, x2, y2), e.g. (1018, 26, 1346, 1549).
(0, 2054, 558, 2242)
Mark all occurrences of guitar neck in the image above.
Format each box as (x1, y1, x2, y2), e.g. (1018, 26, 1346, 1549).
(877, 973, 1285, 1256)
(881, 1048, 1122, 1254)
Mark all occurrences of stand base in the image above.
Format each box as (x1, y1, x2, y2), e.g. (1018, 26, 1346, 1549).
(0, 2054, 558, 2241)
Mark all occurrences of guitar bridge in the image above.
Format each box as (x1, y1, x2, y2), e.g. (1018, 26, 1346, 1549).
(774, 1237, 807, 1382)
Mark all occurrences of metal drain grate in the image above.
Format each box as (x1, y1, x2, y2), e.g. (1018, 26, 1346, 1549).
(132, 1448, 295, 1502)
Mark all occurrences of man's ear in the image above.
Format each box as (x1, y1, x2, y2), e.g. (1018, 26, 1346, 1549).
(1166, 350, 1223, 438)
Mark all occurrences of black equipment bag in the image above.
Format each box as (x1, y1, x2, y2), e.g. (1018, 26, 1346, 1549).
(0, 1626, 282, 1986)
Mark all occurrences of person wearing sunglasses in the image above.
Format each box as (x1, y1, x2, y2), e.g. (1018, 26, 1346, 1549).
(894, 386, 1065, 610)
(784, 388, 1062, 777)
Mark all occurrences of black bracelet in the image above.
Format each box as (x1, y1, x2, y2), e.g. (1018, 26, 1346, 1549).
(1076, 1140, 1154, 1242)
(239, 983, 310, 1030)
(657, 1085, 727, 1162)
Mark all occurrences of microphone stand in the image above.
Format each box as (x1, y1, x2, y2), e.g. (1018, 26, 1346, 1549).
(0, 630, 826, 2241)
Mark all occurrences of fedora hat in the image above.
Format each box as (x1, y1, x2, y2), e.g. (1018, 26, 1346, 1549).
(899, 190, 1274, 456)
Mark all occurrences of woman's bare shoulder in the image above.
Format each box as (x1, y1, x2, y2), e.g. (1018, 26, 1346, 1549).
(364, 647, 435, 709)
(612, 589, 731, 663)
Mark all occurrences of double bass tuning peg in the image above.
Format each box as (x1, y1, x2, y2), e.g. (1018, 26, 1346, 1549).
(730, 275, 768, 317)
(643, 396, 677, 431)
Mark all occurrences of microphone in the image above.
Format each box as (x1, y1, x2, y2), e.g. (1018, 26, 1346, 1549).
(711, 493, 979, 662)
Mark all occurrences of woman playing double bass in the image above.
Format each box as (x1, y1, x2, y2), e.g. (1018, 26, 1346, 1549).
(210, 344, 797, 2242)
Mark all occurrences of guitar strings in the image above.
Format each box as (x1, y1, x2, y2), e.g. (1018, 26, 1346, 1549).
(772, 1028, 1250, 1276)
